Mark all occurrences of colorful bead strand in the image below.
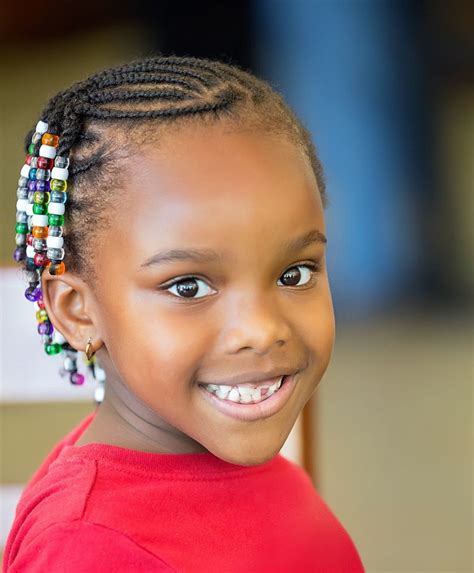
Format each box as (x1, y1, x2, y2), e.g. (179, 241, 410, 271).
(13, 120, 105, 399)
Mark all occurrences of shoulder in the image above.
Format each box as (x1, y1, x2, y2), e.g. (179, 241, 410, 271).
(5, 520, 176, 572)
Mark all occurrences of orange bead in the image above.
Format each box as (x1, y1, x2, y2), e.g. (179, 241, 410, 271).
(42, 133, 59, 147)
(47, 261, 65, 276)
(32, 226, 48, 239)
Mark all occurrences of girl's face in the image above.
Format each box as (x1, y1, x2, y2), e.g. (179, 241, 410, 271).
(92, 123, 335, 465)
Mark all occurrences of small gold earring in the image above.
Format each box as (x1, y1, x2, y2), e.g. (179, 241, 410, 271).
(85, 337, 96, 360)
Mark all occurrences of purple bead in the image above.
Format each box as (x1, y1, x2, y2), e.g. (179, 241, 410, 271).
(28, 180, 37, 192)
(24, 285, 36, 301)
(38, 321, 53, 335)
(70, 372, 85, 385)
(36, 180, 50, 192)
(13, 247, 26, 262)
(24, 285, 42, 301)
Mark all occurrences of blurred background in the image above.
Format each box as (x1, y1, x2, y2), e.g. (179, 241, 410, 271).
(1, 1, 472, 571)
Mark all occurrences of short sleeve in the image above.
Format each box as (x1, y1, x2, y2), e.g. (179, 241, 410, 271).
(8, 521, 176, 572)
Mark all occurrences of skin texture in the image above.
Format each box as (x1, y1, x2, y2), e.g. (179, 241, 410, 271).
(42, 123, 336, 466)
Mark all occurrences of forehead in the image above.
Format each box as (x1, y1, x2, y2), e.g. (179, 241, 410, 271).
(118, 124, 325, 256)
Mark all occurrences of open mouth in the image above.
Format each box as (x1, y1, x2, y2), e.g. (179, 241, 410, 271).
(198, 374, 297, 422)
(198, 375, 289, 405)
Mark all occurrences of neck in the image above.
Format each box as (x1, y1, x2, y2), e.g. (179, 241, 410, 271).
(75, 372, 209, 455)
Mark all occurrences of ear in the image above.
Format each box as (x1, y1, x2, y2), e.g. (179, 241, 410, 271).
(41, 269, 103, 355)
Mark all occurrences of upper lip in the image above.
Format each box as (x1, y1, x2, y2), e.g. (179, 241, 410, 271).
(200, 369, 300, 387)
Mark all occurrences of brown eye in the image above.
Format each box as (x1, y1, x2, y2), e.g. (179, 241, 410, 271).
(277, 264, 318, 287)
(166, 277, 216, 299)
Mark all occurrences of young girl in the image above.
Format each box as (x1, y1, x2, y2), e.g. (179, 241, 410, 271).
(4, 56, 365, 572)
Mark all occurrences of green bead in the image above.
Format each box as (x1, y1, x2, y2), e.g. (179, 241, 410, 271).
(15, 222, 28, 234)
(48, 214, 64, 226)
(28, 143, 36, 154)
(33, 203, 47, 215)
(45, 343, 62, 355)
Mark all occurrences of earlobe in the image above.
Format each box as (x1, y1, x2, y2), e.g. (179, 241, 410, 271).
(40, 270, 103, 354)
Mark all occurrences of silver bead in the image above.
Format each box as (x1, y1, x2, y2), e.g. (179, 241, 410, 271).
(46, 247, 65, 261)
(15, 233, 26, 246)
(26, 269, 40, 283)
(48, 226, 63, 237)
(33, 238, 47, 251)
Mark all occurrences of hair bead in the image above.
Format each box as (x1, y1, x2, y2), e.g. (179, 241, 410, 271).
(20, 165, 31, 178)
(42, 133, 59, 147)
(16, 199, 29, 212)
(50, 191, 67, 203)
(36, 120, 49, 134)
(32, 214, 48, 227)
(47, 261, 65, 275)
(50, 167, 69, 181)
(39, 144, 57, 159)
(48, 213, 64, 226)
(46, 247, 65, 260)
(50, 179, 67, 192)
(33, 204, 47, 215)
(47, 202, 65, 215)
(46, 236, 64, 249)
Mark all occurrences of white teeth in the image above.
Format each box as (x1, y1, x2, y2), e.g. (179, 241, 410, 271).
(202, 376, 285, 404)
(215, 385, 231, 399)
(227, 388, 240, 402)
(237, 390, 254, 403)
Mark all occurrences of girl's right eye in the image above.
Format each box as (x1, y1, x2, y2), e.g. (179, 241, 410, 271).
(164, 277, 216, 299)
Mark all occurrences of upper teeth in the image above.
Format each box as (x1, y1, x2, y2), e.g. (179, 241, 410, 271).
(202, 376, 284, 404)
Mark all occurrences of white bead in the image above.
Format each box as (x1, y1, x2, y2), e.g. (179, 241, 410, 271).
(94, 367, 106, 383)
(20, 164, 30, 178)
(51, 167, 69, 181)
(39, 144, 57, 159)
(53, 330, 66, 344)
(26, 245, 35, 258)
(36, 121, 49, 134)
(32, 214, 48, 227)
(16, 199, 28, 212)
(26, 203, 34, 216)
(94, 385, 105, 403)
(48, 202, 65, 215)
(46, 236, 64, 249)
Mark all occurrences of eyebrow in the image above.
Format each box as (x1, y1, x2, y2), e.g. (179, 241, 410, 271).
(140, 228, 327, 269)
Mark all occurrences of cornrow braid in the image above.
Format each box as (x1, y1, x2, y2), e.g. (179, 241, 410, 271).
(12, 55, 327, 400)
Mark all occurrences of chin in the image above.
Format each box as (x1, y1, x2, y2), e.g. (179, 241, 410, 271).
(209, 434, 287, 467)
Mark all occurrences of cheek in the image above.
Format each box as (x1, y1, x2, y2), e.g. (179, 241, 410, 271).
(294, 280, 335, 369)
(99, 289, 211, 402)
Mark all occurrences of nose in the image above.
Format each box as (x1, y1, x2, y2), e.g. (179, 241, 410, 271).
(219, 293, 292, 355)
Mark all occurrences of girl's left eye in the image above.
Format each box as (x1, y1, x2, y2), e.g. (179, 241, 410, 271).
(161, 264, 319, 300)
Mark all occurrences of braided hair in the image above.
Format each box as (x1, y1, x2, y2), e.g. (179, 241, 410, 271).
(14, 55, 327, 395)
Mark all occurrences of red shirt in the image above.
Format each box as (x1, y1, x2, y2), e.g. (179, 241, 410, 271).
(4, 413, 365, 572)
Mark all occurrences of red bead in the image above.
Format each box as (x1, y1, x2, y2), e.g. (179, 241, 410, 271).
(37, 298, 46, 309)
(34, 252, 48, 267)
(27, 234, 34, 246)
(37, 156, 53, 169)
(26, 155, 34, 165)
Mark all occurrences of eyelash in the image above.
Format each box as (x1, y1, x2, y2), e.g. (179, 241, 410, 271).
(158, 262, 321, 300)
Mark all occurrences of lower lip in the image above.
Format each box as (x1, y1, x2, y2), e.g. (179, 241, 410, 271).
(198, 374, 298, 422)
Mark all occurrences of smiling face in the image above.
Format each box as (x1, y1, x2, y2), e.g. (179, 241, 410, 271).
(88, 122, 335, 465)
